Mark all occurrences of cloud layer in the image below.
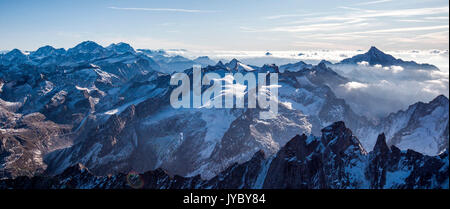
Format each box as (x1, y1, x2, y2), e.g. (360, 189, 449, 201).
(332, 62, 449, 118)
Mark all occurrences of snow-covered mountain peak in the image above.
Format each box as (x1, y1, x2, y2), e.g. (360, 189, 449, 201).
(214, 60, 225, 68)
(0, 41, 447, 186)
(224, 58, 257, 72)
(1, 49, 29, 64)
(193, 56, 216, 67)
(338, 46, 439, 70)
(356, 94, 449, 155)
(430, 94, 449, 105)
(226, 58, 240, 67)
(68, 40, 106, 54)
(318, 59, 333, 67)
(31, 45, 66, 58)
(340, 46, 396, 65)
(278, 61, 311, 73)
(107, 42, 135, 54)
(4, 48, 25, 58)
(320, 121, 367, 154)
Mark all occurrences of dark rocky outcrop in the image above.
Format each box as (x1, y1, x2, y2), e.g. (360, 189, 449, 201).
(1, 122, 447, 189)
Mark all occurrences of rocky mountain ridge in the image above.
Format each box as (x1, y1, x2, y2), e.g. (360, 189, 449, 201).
(1, 122, 447, 189)
(1, 42, 448, 183)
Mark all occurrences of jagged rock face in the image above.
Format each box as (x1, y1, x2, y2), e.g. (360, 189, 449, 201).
(0, 42, 173, 178)
(356, 95, 449, 155)
(366, 134, 449, 189)
(1, 42, 448, 183)
(263, 122, 368, 189)
(1, 122, 447, 189)
(0, 60, 163, 179)
(41, 60, 371, 180)
(262, 123, 447, 189)
(0, 112, 71, 178)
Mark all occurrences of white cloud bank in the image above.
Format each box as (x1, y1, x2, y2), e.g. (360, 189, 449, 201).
(332, 62, 449, 118)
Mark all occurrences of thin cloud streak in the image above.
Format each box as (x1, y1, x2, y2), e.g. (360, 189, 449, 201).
(108, 6, 216, 13)
(241, 21, 369, 33)
(354, 0, 393, 6)
(264, 12, 327, 20)
(296, 26, 449, 39)
(356, 7, 449, 18)
(337, 6, 449, 18)
(264, 6, 448, 28)
(242, 24, 448, 34)
(348, 25, 449, 34)
(245, 6, 449, 33)
(425, 16, 449, 20)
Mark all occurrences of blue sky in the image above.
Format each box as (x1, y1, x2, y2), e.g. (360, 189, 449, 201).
(0, 0, 448, 51)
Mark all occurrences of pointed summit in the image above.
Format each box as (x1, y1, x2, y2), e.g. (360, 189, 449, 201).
(368, 46, 382, 54)
(321, 121, 348, 134)
(228, 58, 239, 65)
(365, 46, 390, 59)
(318, 59, 332, 68)
(215, 60, 225, 67)
(225, 58, 240, 70)
(360, 46, 396, 65)
(224, 59, 257, 72)
(373, 133, 390, 154)
(339, 46, 439, 70)
(5, 48, 25, 57)
(320, 121, 367, 154)
(3, 49, 27, 61)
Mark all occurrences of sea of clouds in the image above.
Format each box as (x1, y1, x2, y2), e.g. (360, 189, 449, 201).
(168, 49, 449, 119)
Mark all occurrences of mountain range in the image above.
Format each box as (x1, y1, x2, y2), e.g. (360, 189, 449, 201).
(0, 41, 448, 189)
(1, 121, 447, 189)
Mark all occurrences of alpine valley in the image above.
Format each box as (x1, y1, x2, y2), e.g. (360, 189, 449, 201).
(0, 41, 448, 189)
